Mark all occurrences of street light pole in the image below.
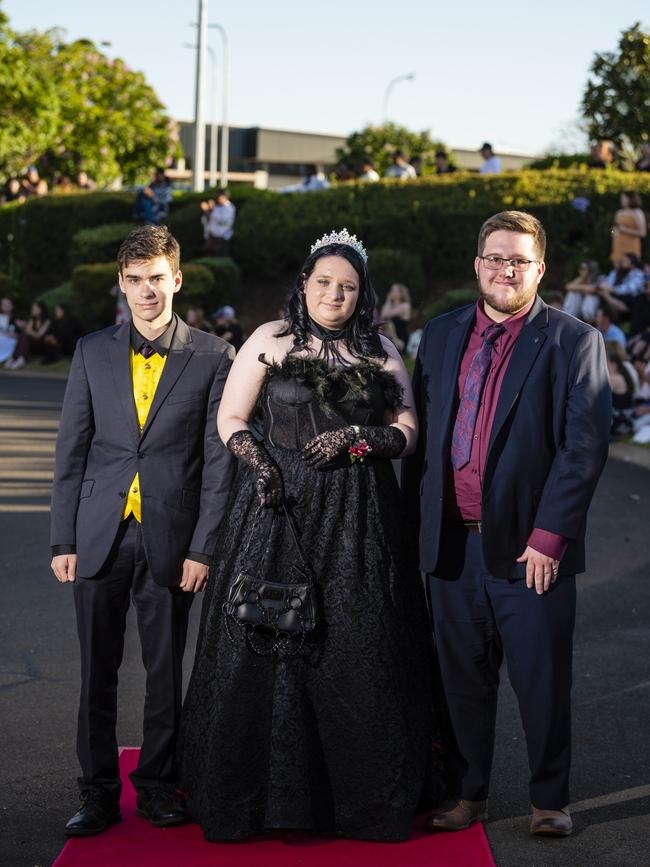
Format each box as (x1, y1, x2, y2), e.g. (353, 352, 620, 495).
(192, 0, 208, 192)
(382, 73, 415, 122)
(209, 23, 229, 188)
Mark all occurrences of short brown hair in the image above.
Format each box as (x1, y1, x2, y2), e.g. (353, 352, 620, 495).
(117, 225, 180, 274)
(477, 210, 546, 259)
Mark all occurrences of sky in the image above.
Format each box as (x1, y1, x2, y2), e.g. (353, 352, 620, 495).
(5, 0, 649, 156)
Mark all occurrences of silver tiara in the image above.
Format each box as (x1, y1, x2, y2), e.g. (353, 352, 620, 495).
(310, 228, 368, 262)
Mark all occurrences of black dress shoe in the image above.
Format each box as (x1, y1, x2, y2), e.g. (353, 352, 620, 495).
(65, 789, 121, 837)
(136, 788, 188, 827)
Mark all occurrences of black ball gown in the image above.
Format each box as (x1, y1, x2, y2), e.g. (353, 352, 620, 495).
(178, 354, 439, 841)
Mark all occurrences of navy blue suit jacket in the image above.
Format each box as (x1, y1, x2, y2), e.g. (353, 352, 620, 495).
(50, 316, 235, 586)
(402, 296, 612, 579)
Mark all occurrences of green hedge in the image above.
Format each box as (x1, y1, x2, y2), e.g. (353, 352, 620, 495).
(423, 288, 478, 321)
(189, 256, 240, 301)
(367, 248, 426, 304)
(70, 222, 137, 267)
(0, 194, 136, 295)
(4, 172, 650, 308)
(231, 170, 650, 291)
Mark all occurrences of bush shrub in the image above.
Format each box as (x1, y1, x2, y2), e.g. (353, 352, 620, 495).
(36, 281, 77, 312)
(422, 288, 477, 321)
(190, 256, 240, 300)
(0, 193, 135, 294)
(0, 271, 18, 298)
(70, 222, 136, 267)
(367, 248, 426, 304)
(71, 264, 120, 331)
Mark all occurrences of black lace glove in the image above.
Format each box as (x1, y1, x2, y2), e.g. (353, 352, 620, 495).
(226, 430, 283, 508)
(301, 424, 407, 468)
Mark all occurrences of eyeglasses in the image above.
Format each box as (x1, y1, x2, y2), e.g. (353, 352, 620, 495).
(478, 255, 541, 272)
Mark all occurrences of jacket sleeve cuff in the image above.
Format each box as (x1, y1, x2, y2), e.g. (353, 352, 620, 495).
(51, 544, 76, 556)
(527, 529, 568, 561)
(187, 550, 211, 566)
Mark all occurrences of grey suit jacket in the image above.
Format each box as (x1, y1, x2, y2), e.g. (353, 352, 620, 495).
(50, 316, 236, 586)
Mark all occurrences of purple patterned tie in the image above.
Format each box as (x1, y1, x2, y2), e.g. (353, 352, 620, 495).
(451, 323, 505, 470)
(140, 343, 155, 359)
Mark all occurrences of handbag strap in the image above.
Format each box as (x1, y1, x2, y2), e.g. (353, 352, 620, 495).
(240, 502, 312, 582)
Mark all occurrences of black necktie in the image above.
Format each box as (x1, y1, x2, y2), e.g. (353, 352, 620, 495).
(140, 343, 155, 359)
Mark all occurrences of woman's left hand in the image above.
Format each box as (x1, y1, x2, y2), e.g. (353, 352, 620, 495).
(301, 427, 355, 468)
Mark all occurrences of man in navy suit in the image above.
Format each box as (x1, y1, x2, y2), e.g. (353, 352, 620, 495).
(403, 211, 611, 837)
(50, 225, 235, 836)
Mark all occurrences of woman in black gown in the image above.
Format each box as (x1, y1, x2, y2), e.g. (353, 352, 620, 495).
(178, 230, 439, 842)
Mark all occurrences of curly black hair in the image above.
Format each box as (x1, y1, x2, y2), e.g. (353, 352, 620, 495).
(277, 243, 386, 361)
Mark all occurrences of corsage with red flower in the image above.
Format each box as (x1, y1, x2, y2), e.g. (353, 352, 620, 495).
(348, 425, 372, 464)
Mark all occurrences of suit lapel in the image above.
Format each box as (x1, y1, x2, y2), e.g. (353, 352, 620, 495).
(109, 323, 140, 441)
(140, 317, 194, 440)
(487, 297, 548, 456)
(439, 306, 475, 437)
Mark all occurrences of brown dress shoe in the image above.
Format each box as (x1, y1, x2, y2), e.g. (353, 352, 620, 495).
(425, 798, 488, 832)
(530, 805, 572, 837)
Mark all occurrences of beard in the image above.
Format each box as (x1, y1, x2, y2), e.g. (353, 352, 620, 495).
(477, 274, 538, 315)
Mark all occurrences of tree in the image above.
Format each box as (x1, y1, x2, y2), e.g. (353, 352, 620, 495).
(0, 13, 60, 180)
(581, 22, 650, 151)
(16, 30, 177, 186)
(0, 11, 177, 187)
(336, 123, 450, 177)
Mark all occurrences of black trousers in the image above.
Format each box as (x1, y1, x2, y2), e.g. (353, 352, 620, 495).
(73, 517, 193, 798)
(429, 524, 576, 809)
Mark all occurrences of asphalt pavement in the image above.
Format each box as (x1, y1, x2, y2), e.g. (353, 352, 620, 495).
(1, 369, 649, 867)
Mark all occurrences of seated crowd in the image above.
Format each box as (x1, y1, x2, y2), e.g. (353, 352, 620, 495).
(560, 192, 650, 442)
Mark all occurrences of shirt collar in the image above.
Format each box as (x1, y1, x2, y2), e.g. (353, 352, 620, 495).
(130, 313, 176, 357)
(475, 296, 536, 339)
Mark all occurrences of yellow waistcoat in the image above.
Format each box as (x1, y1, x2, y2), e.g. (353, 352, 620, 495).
(122, 348, 167, 522)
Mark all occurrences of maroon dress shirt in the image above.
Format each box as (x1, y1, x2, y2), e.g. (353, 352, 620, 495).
(444, 298, 567, 561)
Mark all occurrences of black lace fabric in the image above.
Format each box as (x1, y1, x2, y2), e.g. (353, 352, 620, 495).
(178, 356, 442, 842)
(227, 430, 283, 508)
(302, 424, 407, 468)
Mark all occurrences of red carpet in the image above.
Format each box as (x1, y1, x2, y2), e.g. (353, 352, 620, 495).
(53, 748, 495, 867)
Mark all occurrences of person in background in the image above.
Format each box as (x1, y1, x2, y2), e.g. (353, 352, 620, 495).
(42, 303, 83, 363)
(606, 343, 636, 438)
(588, 140, 614, 169)
(385, 150, 417, 180)
(478, 143, 502, 174)
(133, 168, 173, 225)
(200, 189, 236, 256)
(562, 260, 600, 322)
(185, 306, 214, 334)
(359, 158, 380, 182)
(542, 290, 564, 310)
(381, 283, 412, 351)
(300, 164, 331, 191)
(3, 178, 26, 204)
(0, 297, 22, 364)
(596, 253, 645, 319)
(635, 143, 650, 172)
(435, 150, 457, 174)
(77, 170, 97, 192)
(211, 305, 244, 351)
(610, 191, 646, 264)
(21, 166, 48, 197)
(595, 301, 626, 350)
(5, 301, 51, 369)
(410, 155, 423, 177)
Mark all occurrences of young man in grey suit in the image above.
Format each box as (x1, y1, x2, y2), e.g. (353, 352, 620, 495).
(50, 225, 235, 836)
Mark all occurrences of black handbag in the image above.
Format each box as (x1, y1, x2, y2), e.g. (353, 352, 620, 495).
(222, 504, 319, 656)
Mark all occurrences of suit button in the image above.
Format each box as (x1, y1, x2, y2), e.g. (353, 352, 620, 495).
(119, 491, 126, 498)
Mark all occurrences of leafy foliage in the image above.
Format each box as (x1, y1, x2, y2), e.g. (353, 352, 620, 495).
(581, 22, 650, 150)
(367, 249, 425, 304)
(70, 222, 138, 267)
(1, 13, 176, 187)
(0, 13, 59, 180)
(336, 123, 449, 176)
